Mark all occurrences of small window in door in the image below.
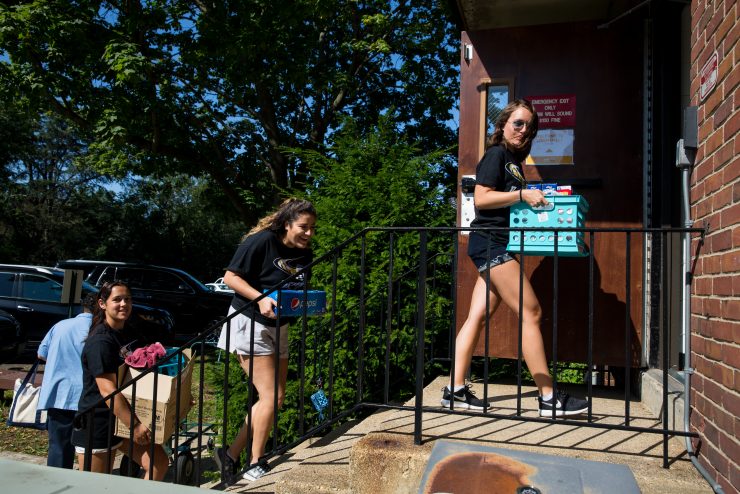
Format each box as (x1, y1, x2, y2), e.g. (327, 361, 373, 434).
(114, 268, 146, 290)
(0, 272, 15, 297)
(19, 274, 63, 302)
(140, 269, 191, 293)
(486, 83, 510, 137)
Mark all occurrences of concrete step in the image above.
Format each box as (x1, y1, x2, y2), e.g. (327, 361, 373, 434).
(228, 376, 712, 494)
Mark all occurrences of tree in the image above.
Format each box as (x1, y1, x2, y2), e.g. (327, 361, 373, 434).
(106, 175, 245, 280)
(302, 114, 455, 406)
(0, 0, 458, 224)
(0, 109, 117, 263)
(0, 102, 244, 272)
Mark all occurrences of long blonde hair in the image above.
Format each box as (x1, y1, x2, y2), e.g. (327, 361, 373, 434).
(244, 197, 317, 240)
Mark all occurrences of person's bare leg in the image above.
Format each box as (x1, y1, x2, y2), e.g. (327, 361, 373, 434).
(226, 355, 267, 460)
(231, 354, 288, 466)
(487, 260, 553, 396)
(76, 452, 108, 473)
(452, 274, 501, 386)
(228, 419, 250, 460)
(121, 439, 169, 481)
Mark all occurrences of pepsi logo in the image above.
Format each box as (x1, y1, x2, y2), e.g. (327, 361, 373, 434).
(290, 298, 301, 310)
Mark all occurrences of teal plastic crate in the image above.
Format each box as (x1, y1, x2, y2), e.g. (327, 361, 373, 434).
(507, 195, 589, 257)
(158, 348, 187, 376)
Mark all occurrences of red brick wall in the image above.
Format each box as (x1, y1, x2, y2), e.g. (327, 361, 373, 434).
(689, 1, 739, 492)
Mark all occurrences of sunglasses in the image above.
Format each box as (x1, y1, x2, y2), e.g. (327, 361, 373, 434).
(509, 119, 532, 131)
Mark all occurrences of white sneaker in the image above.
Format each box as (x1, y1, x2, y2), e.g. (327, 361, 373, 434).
(243, 461, 270, 481)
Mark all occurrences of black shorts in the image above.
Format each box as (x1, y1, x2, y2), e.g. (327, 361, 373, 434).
(467, 232, 516, 272)
(71, 408, 120, 451)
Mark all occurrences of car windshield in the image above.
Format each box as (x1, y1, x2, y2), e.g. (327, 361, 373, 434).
(180, 272, 210, 291)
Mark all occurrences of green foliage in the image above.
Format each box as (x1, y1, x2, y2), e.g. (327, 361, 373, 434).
(0, 0, 458, 222)
(0, 109, 116, 263)
(303, 114, 456, 411)
(0, 104, 244, 277)
(105, 175, 245, 281)
(204, 113, 586, 453)
(470, 359, 587, 385)
(0, 0, 463, 456)
(204, 354, 251, 453)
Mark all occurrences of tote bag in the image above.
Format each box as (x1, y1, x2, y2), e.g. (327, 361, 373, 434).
(6, 360, 47, 430)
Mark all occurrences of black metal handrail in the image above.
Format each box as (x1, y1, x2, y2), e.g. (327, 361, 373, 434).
(76, 224, 706, 485)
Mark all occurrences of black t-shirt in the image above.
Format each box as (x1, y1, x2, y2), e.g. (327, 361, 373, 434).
(226, 229, 313, 326)
(77, 323, 135, 414)
(470, 145, 526, 246)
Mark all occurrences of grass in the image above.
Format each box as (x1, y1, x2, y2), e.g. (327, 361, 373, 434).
(189, 352, 221, 430)
(0, 390, 48, 458)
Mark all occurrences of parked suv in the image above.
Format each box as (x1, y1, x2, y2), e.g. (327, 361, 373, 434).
(0, 309, 23, 360)
(0, 264, 175, 350)
(56, 260, 232, 339)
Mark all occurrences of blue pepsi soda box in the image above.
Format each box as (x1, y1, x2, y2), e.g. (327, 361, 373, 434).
(264, 290, 327, 316)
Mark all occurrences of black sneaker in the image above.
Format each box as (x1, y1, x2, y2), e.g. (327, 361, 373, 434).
(440, 384, 489, 410)
(214, 446, 238, 485)
(243, 461, 271, 481)
(539, 390, 589, 417)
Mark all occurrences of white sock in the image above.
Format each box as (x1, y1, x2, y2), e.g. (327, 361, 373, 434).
(446, 385, 466, 392)
(541, 392, 553, 401)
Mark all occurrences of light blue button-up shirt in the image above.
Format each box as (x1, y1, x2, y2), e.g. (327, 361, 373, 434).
(37, 312, 92, 411)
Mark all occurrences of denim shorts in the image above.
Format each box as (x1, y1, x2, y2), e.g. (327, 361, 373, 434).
(467, 232, 516, 272)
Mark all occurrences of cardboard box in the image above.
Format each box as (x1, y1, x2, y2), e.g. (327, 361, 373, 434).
(115, 349, 194, 444)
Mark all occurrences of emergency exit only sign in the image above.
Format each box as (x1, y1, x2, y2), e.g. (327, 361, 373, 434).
(700, 51, 718, 101)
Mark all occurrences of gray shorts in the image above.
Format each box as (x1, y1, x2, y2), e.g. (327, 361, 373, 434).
(217, 307, 289, 358)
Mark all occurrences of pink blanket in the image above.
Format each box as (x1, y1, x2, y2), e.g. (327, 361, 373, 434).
(124, 342, 166, 369)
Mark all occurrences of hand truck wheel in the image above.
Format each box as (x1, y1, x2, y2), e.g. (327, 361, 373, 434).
(175, 450, 195, 485)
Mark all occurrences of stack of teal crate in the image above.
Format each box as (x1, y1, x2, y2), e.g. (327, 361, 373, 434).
(507, 195, 589, 257)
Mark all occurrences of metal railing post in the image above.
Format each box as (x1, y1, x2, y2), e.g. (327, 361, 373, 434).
(624, 232, 632, 425)
(384, 233, 395, 404)
(358, 234, 367, 404)
(414, 230, 428, 445)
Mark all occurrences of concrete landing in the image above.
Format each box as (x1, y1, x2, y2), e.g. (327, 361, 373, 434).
(225, 376, 712, 494)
